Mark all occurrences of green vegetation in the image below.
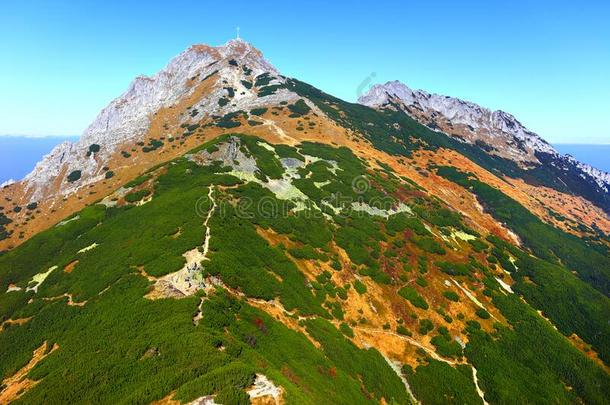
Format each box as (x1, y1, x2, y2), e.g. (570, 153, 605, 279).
(396, 325, 411, 336)
(304, 318, 409, 403)
(465, 293, 610, 404)
(403, 360, 482, 405)
(216, 112, 244, 128)
(254, 73, 272, 87)
(437, 166, 610, 295)
(412, 236, 446, 255)
(431, 328, 463, 359)
(0, 139, 422, 404)
(67, 170, 82, 182)
(250, 107, 267, 116)
(353, 280, 367, 295)
(285, 77, 610, 211)
(87, 143, 100, 156)
(442, 290, 459, 302)
(287, 99, 311, 117)
(435, 261, 471, 276)
(0, 213, 11, 241)
(418, 318, 434, 335)
(124, 189, 151, 203)
(339, 322, 354, 338)
(475, 308, 490, 319)
(238, 136, 284, 179)
(398, 286, 428, 310)
(1, 133, 608, 404)
(142, 139, 164, 153)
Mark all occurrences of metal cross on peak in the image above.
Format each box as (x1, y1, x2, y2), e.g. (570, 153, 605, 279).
(236, 26, 240, 40)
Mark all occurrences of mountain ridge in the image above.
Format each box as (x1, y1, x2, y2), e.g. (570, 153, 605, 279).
(358, 80, 610, 213)
(0, 39, 609, 405)
(1, 39, 609, 251)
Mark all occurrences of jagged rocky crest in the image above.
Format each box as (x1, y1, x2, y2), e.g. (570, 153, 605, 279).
(359, 80, 610, 194)
(17, 43, 610, 212)
(22, 39, 296, 202)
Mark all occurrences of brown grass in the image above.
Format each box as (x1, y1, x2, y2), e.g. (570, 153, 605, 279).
(0, 341, 58, 403)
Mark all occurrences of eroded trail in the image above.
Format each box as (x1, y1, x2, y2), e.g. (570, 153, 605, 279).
(0, 341, 59, 403)
(347, 325, 488, 404)
(200, 185, 216, 260)
(147, 185, 217, 300)
(471, 365, 489, 405)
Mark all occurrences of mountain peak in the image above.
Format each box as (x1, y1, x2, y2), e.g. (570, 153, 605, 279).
(182, 39, 268, 68)
(359, 80, 557, 163)
(359, 80, 610, 197)
(21, 39, 284, 202)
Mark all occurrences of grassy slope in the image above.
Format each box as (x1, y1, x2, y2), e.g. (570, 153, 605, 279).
(0, 135, 608, 404)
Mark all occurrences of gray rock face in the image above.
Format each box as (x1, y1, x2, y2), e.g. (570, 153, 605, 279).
(22, 39, 297, 202)
(359, 80, 610, 193)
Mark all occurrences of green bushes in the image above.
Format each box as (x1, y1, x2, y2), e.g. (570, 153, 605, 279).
(67, 170, 82, 182)
(443, 291, 459, 302)
(257, 85, 283, 97)
(304, 318, 409, 403)
(418, 318, 434, 335)
(207, 192, 324, 316)
(465, 293, 610, 404)
(0, 213, 11, 241)
(416, 277, 428, 287)
(142, 139, 164, 153)
(254, 73, 272, 87)
(87, 144, 100, 156)
(386, 214, 429, 236)
(339, 322, 354, 338)
(353, 280, 367, 294)
(437, 165, 610, 295)
(468, 239, 488, 252)
(436, 261, 471, 276)
(509, 252, 610, 364)
(398, 286, 428, 310)
(396, 325, 412, 336)
(431, 328, 462, 358)
(249, 107, 267, 116)
(287, 99, 311, 117)
(403, 360, 482, 405)
(224, 87, 236, 98)
(124, 189, 151, 203)
(2, 132, 608, 403)
(475, 308, 490, 319)
(238, 136, 284, 179)
(288, 246, 320, 260)
(174, 362, 255, 402)
(215, 386, 250, 405)
(413, 236, 446, 255)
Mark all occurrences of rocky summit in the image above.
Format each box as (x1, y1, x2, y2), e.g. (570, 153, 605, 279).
(0, 40, 609, 405)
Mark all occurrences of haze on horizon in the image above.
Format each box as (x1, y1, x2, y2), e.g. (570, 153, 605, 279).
(1, 0, 609, 144)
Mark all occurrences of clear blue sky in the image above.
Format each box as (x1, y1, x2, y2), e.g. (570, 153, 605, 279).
(1, 0, 609, 143)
